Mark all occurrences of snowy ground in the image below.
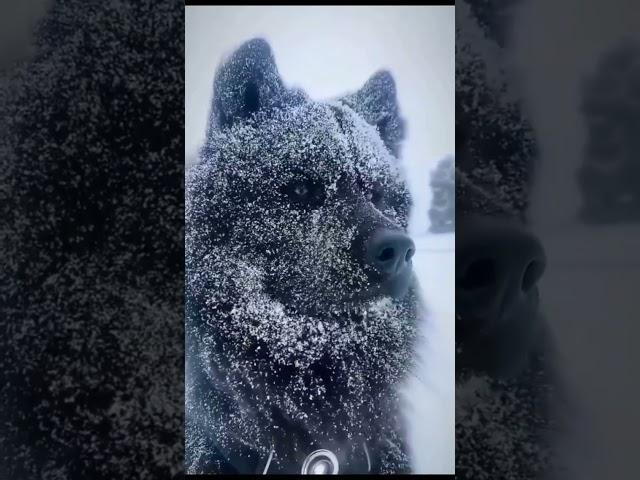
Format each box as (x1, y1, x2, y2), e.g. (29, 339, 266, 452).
(401, 232, 455, 474)
(534, 222, 640, 479)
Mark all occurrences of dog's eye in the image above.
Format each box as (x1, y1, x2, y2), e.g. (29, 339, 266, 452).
(366, 186, 384, 206)
(294, 184, 309, 197)
(283, 178, 325, 209)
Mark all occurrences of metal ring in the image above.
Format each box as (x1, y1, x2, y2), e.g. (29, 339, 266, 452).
(301, 449, 339, 475)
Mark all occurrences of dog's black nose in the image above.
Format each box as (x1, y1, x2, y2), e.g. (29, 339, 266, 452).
(456, 215, 546, 337)
(367, 229, 415, 276)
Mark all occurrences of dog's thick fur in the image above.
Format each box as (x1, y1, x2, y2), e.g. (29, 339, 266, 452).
(185, 39, 421, 474)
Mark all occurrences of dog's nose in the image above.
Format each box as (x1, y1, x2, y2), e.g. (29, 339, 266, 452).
(456, 216, 546, 336)
(367, 229, 415, 276)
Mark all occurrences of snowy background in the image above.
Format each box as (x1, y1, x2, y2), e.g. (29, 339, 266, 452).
(186, 6, 455, 474)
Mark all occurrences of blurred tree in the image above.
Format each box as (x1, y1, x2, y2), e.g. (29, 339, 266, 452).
(578, 39, 640, 223)
(429, 156, 455, 233)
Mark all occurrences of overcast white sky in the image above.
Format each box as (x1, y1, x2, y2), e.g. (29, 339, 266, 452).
(185, 5, 455, 235)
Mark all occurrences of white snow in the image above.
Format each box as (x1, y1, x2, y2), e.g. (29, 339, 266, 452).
(402, 232, 455, 474)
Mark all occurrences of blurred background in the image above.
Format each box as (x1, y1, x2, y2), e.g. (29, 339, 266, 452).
(186, 6, 455, 474)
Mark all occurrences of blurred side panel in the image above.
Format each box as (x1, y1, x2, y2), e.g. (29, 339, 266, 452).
(0, 1, 184, 478)
(457, 0, 640, 478)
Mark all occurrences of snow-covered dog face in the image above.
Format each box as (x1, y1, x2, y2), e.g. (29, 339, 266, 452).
(187, 39, 414, 318)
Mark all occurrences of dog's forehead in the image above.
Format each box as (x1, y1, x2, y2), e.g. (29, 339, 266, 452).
(283, 101, 401, 186)
(210, 101, 400, 185)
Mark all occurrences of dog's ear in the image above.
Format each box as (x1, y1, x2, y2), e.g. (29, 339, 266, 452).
(340, 70, 406, 157)
(208, 38, 288, 132)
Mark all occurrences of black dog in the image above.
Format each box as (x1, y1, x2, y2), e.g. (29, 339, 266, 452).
(186, 39, 422, 474)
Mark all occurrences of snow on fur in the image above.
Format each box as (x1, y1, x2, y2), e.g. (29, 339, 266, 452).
(186, 38, 420, 474)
